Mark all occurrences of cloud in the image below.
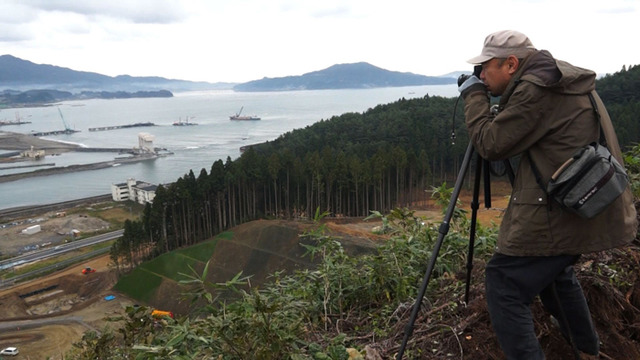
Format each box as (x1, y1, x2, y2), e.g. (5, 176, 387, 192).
(309, 5, 353, 18)
(0, 0, 638, 83)
(0, 3, 37, 42)
(598, 5, 636, 14)
(0, 25, 33, 42)
(19, 0, 188, 24)
(0, 3, 37, 23)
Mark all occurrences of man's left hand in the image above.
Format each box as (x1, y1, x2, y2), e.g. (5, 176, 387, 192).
(458, 75, 486, 97)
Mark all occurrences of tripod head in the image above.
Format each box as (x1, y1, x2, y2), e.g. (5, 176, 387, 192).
(452, 65, 483, 145)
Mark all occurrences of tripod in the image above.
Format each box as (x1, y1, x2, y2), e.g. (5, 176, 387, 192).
(396, 141, 514, 359)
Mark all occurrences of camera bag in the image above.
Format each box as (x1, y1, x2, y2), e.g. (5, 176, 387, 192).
(529, 93, 629, 219)
(545, 142, 628, 218)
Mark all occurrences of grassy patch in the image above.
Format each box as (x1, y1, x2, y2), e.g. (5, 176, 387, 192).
(112, 234, 230, 300)
(88, 241, 113, 252)
(141, 252, 204, 282)
(114, 266, 163, 302)
(178, 239, 220, 262)
(86, 202, 144, 227)
(215, 231, 233, 241)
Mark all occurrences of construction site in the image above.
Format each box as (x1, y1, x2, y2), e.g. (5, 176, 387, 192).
(0, 198, 139, 359)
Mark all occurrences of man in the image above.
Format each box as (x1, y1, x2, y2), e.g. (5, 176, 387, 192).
(458, 30, 637, 359)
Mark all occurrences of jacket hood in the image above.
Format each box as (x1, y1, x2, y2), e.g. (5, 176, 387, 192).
(517, 50, 596, 95)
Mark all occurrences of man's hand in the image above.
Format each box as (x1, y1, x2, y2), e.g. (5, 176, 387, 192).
(457, 75, 485, 97)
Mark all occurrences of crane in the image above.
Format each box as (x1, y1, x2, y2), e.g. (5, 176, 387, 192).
(57, 107, 76, 133)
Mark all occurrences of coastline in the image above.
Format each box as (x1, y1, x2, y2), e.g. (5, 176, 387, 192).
(0, 131, 169, 184)
(0, 130, 80, 153)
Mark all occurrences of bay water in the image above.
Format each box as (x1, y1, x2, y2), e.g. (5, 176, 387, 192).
(0, 85, 457, 210)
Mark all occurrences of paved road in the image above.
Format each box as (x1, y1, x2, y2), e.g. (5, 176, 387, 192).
(0, 315, 97, 333)
(0, 230, 123, 289)
(0, 229, 123, 270)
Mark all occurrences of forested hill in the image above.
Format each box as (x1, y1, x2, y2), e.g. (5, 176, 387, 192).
(594, 64, 640, 148)
(596, 64, 640, 103)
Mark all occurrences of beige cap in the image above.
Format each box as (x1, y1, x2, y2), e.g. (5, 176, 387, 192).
(467, 30, 536, 64)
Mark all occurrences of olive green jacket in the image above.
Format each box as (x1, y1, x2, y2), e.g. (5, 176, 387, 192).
(464, 50, 637, 256)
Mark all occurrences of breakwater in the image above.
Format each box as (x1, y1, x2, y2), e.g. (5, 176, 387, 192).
(0, 153, 163, 184)
(88, 122, 155, 132)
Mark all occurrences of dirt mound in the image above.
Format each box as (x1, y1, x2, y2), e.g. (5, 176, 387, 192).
(0, 266, 113, 320)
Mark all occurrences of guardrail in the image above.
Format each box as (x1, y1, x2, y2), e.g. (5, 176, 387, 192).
(0, 229, 123, 270)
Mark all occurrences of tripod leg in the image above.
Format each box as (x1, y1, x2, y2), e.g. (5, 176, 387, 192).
(465, 154, 483, 304)
(483, 159, 492, 208)
(396, 142, 475, 359)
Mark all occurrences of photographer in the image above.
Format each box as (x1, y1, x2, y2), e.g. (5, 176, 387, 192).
(458, 30, 637, 359)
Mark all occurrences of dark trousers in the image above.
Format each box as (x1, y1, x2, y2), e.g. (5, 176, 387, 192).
(485, 253, 599, 360)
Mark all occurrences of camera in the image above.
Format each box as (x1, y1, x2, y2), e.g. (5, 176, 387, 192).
(457, 65, 482, 86)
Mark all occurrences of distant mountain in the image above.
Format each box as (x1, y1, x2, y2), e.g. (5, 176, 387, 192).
(440, 71, 469, 79)
(0, 55, 461, 95)
(0, 55, 232, 92)
(0, 88, 173, 106)
(233, 62, 456, 92)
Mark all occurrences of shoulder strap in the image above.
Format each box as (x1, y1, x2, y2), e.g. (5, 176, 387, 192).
(526, 152, 553, 210)
(527, 152, 547, 193)
(527, 92, 603, 195)
(587, 92, 607, 146)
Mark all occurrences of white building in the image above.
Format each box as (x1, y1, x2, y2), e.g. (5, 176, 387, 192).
(135, 183, 158, 204)
(137, 132, 155, 154)
(111, 178, 158, 205)
(22, 224, 41, 235)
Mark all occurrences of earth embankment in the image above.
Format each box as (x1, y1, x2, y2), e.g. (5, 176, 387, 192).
(0, 131, 79, 152)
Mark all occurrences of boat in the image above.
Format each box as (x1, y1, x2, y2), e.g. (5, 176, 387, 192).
(0, 112, 32, 127)
(0, 119, 31, 126)
(173, 116, 198, 126)
(230, 107, 260, 121)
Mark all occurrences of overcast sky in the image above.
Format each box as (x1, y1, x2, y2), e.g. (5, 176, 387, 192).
(1, 0, 638, 83)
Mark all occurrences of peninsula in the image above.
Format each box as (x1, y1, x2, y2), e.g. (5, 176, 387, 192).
(0, 131, 79, 153)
